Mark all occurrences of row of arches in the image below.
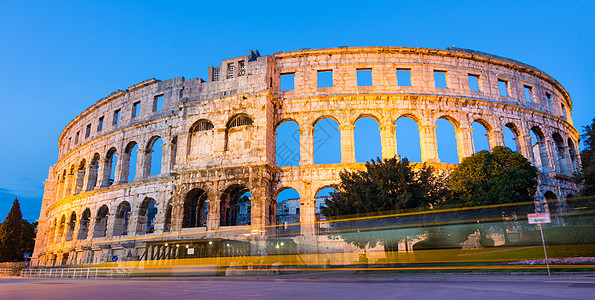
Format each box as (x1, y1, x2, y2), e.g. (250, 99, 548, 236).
(275, 113, 579, 176)
(47, 197, 159, 246)
(54, 135, 177, 202)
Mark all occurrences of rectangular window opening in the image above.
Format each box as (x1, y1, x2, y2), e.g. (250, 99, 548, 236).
(238, 60, 245, 76)
(74, 131, 79, 144)
(280, 73, 295, 91)
(356, 69, 372, 86)
(227, 63, 235, 79)
(132, 102, 141, 119)
(498, 79, 508, 97)
(434, 71, 447, 89)
(317, 70, 333, 88)
(153, 95, 164, 112)
(468, 74, 480, 92)
(524, 85, 533, 102)
(546, 92, 552, 108)
(113, 109, 120, 125)
(396, 69, 411, 87)
(97, 116, 104, 131)
(85, 124, 91, 138)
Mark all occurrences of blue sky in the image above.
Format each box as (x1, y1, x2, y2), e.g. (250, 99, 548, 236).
(1, 1, 593, 221)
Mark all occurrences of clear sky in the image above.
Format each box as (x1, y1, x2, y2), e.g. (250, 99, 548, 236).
(1, 1, 593, 221)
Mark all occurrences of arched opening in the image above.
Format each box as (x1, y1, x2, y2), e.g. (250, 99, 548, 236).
(220, 185, 251, 226)
(74, 159, 86, 194)
(471, 121, 490, 153)
(147, 137, 163, 176)
(65, 211, 76, 241)
(530, 126, 549, 171)
(544, 191, 559, 218)
(395, 116, 422, 162)
(314, 118, 340, 164)
(189, 119, 214, 157)
(57, 215, 66, 241)
(136, 197, 158, 234)
(315, 187, 336, 232)
(552, 133, 570, 175)
(87, 153, 100, 191)
(77, 208, 91, 240)
(436, 118, 459, 164)
(93, 205, 109, 238)
(105, 147, 118, 186)
(113, 201, 131, 236)
(48, 218, 56, 244)
(124, 141, 138, 183)
(275, 120, 300, 166)
(170, 136, 178, 170)
(354, 117, 381, 162)
(164, 203, 172, 232)
(503, 123, 521, 153)
(182, 189, 209, 228)
(276, 188, 301, 236)
(568, 138, 579, 172)
(225, 114, 254, 151)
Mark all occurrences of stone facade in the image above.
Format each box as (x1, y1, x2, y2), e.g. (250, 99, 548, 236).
(33, 47, 580, 266)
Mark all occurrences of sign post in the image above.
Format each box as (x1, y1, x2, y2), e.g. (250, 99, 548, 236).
(528, 212, 551, 277)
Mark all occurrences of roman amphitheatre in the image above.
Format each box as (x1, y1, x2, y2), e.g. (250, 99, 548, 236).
(32, 46, 580, 266)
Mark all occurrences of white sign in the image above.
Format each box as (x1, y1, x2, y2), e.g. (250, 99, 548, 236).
(528, 212, 551, 224)
(187, 248, 195, 255)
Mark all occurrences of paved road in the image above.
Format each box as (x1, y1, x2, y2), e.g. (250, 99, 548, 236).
(0, 275, 594, 299)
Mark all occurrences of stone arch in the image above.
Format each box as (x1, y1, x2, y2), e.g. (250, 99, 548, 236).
(312, 114, 341, 127)
(122, 141, 139, 183)
(220, 185, 251, 226)
(552, 132, 570, 175)
(503, 122, 521, 152)
(136, 197, 158, 234)
(544, 190, 559, 216)
(182, 188, 209, 228)
(145, 135, 163, 176)
(567, 137, 579, 171)
(313, 117, 341, 164)
(275, 187, 301, 236)
(275, 120, 300, 166)
(57, 214, 66, 241)
(530, 126, 549, 171)
(224, 114, 254, 152)
(395, 113, 422, 126)
(163, 201, 173, 232)
(395, 115, 422, 162)
(315, 186, 337, 222)
(65, 211, 76, 241)
(104, 147, 118, 187)
(188, 119, 215, 157)
(471, 119, 491, 153)
(87, 153, 100, 191)
(93, 205, 109, 238)
(73, 159, 86, 195)
(113, 201, 131, 236)
(354, 116, 382, 162)
(436, 116, 460, 164)
(436, 115, 461, 129)
(77, 208, 91, 240)
(352, 113, 382, 125)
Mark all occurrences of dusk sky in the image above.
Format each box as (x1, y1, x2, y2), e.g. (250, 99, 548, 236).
(1, 1, 593, 221)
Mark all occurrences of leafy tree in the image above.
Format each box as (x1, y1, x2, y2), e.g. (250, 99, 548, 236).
(446, 146, 538, 244)
(575, 117, 595, 196)
(321, 158, 447, 260)
(447, 146, 538, 206)
(0, 199, 35, 262)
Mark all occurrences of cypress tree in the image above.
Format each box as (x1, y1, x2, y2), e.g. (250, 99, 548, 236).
(0, 199, 25, 262)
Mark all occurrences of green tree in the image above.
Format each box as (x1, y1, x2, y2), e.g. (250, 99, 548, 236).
(0, 199, 35, 262)
(447, 146, 538, 206)
(575, 117, 595, 196)
(321, 158, 446, 260)
(446, 146, 538, 244)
